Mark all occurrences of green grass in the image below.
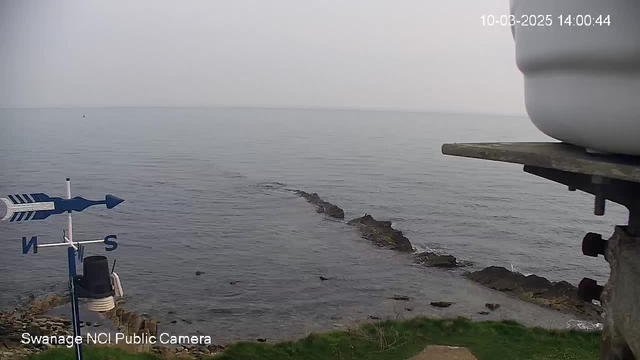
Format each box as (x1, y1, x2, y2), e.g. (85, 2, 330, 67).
(27, 317, 600, 360)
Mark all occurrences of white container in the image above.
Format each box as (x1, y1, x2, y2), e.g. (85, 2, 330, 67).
(511, 0, 640, 155)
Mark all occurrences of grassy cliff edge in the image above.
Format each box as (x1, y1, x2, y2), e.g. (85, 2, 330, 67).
(25, 317, 600, 360)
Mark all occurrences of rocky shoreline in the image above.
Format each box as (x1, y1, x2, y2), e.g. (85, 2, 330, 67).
(1, 294, 74, 359)
(291, 188, 601, 320)
(466, 266, 602, 321)
(0, 295, 224, 360)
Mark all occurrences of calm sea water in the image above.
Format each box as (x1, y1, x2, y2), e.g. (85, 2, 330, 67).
(0, 108, 621, 341)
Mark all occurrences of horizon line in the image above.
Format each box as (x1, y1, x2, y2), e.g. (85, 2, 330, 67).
(0, 104, 528, 118)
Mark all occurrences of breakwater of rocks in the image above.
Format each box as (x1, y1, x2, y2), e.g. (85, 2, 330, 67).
(290, 188, 601, 320)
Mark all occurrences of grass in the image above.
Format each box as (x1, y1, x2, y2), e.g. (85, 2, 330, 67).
(27, 317, 600, 360)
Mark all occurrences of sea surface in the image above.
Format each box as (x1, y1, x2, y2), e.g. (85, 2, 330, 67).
(0, 108, 621, 342)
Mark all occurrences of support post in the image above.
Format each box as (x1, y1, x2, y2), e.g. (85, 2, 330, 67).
(66, 178, 83, 360)
(68, 247, 83, 360)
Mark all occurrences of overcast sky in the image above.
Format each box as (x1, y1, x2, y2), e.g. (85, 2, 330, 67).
(0, 0, 526, 115)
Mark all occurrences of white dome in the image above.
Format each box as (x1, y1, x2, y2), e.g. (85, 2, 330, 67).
(511, 0, 640, 155)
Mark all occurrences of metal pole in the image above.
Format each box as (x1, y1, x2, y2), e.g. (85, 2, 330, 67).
(67, 179, 73, 247)
(68, 247, 83, 360)
(66, 178, 83, 360)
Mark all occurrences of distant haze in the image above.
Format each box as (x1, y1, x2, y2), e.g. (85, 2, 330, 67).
(0, 0, 525, 115)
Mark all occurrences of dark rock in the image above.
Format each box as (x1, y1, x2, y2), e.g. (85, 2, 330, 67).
(195, 271, 205, 276)
(229, 281, 239, 285)
(390, 295, 410, 301)
(1, 338, 20, 349)
(120, 312, 132, 326)
(405, 308, 414, 312)
(485, 303, 501, 311)
(413, 252, 458, 268)
(319, 276, 330, 281)
(145, 320, 158, 337)
(26, 294, 68, 316)
(85, 321, 92, 327)
(466, 266, 602, 320)
(170, 320, 177, 324)
(293, 190, 345, 219)
(127, 313, 142, 335)
(477, 311, 490, 315)
(181, 319, 193, 325)
(430, 301, 453, 308)
(347, 215, 413, 252)
(368, 316, 381, 320)
(104, 308, 117, 320)
(208, 344, 225, 353)
(257, 338, 267, 343)
(168, 310, 176, 315)
(324, 205, 345, 219)
(154, 345, 172, 357)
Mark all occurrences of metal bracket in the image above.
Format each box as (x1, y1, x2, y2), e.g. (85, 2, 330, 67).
(523, 165, 640, 236)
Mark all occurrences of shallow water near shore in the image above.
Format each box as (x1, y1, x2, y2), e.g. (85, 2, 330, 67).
(0, 107, 619, 342)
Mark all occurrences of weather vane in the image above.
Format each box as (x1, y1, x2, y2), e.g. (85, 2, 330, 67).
(1, 178, 125, 360)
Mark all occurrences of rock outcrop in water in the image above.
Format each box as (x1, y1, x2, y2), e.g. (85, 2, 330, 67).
(347, 215, 413, 252)
(413, 252, 471, 268)
(466, 266, 602, 320)
(293, 190, 345, 219)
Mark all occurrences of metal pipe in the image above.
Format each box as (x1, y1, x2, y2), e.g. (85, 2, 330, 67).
(65, 178, 83, 360)
(590, 176, 607, 216)
(39, 239, 105, 248)
(66, 178, 73, 246)
(67, 247, 83, 360)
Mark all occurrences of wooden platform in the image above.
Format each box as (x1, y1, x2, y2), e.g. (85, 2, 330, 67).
(441, 142, 640, 184)
(408, 346, 477, 360)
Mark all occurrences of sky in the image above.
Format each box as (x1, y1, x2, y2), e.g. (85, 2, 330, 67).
(0, 0, 526, 115)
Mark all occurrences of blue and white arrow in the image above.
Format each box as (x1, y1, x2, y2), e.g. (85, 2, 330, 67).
(1, 193, 124, 222)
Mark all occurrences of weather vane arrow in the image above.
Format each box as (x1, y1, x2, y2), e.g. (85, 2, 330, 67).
(1, 193, 124, 222)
